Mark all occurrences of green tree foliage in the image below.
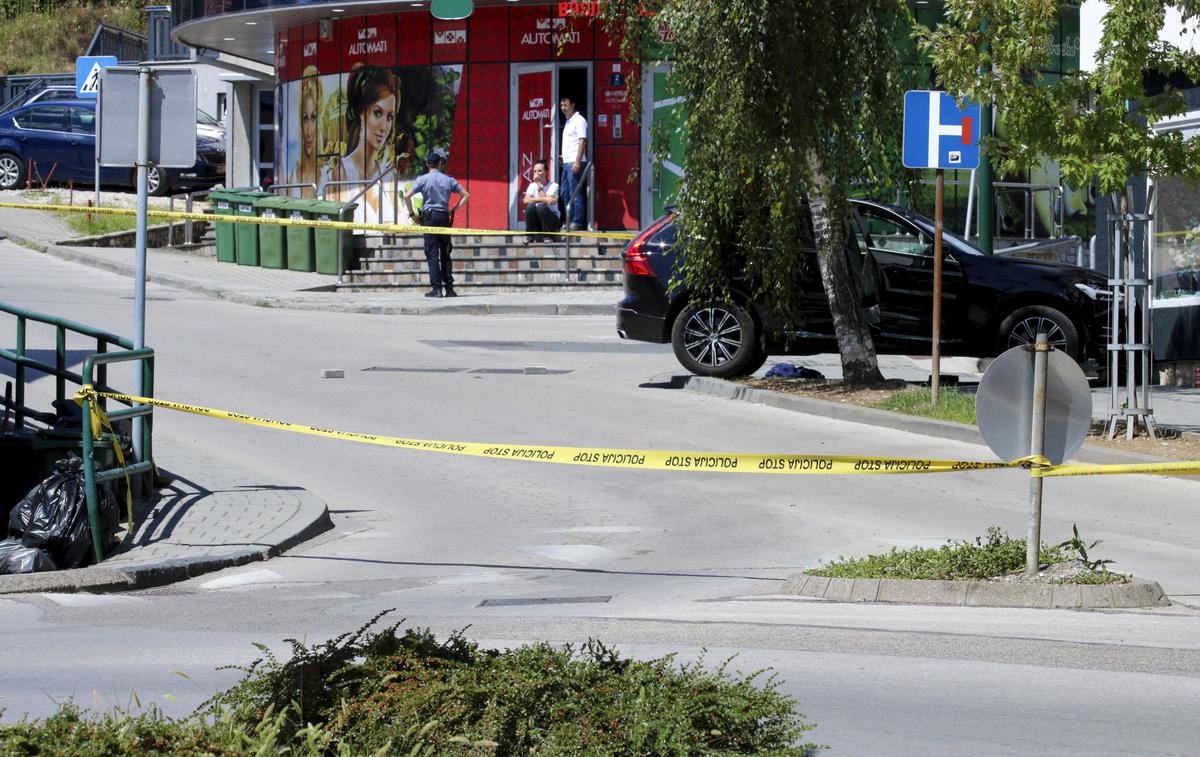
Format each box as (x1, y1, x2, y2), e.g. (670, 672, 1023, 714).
(599, 1, 917, 384)
(919, 0, 1200, 194)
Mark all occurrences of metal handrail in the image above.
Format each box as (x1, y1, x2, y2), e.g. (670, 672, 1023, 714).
(80, 349, 155, 562)
(167, 188, 213, 247)
(271, 182, 318, 197)
(921, 179, 1065, 239)
(0, 301, 155, 563)
(562, 161, 595, 272)
(320, 163, 399, 282)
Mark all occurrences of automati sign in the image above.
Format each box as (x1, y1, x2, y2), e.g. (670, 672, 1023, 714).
(521, 17, 579, 46)
(347, 26, 387, 56)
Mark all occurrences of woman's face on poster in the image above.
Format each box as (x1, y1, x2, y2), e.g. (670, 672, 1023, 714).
(301, 93, 318, 157)
(364, 93, 396, 157)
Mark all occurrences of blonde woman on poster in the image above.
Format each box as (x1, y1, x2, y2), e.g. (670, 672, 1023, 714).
(289, 67, 323, 198)
(322, 64, 399, 222)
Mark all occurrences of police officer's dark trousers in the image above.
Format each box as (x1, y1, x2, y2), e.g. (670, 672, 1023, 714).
(421, 209, 454, 292)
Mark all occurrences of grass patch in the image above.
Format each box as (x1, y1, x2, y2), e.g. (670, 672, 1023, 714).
(1, 613, 822, 755)
(808, 526, 1126, 583)
(873, 386, 976, 424)
(0, 1, 144, 75)
(58, 211, 138, 237)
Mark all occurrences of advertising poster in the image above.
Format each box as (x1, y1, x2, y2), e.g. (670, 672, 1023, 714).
(280, 64, 463, 222)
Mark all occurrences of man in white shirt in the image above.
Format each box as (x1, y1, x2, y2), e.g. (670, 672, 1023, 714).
(522, 159, 561, 244)
(559, 96, 588, 231)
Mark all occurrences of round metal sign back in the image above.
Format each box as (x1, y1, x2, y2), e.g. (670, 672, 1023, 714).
(976, 346, 1092, 465)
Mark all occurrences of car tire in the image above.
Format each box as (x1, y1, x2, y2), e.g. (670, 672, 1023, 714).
(997, 305, 1080, 359)
(0, 152, 25, 190)
(146, 165, 169, 197)
(671, 301, 763, 378)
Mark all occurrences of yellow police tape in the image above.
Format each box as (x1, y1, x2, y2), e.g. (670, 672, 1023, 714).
(0, 201, 637, 241)
(72, 386, 1200, 479)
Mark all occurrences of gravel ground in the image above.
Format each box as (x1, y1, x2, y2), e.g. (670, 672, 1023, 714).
(0, 187, 211, 211)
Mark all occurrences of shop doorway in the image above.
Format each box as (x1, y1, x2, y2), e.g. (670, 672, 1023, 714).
(509, 62, 592, 230)
(640, 63, 685, 227)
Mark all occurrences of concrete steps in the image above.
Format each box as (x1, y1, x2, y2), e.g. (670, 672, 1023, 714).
(341, 234, 628, 290)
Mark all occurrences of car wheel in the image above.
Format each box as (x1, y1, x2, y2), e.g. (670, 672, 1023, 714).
(146, 165, 169, 196)
(671, 301, 763, 378)
(0, 153, 25, 190)
(998, 305, 1080, 359)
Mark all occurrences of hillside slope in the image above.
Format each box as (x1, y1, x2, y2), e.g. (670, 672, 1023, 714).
(0, 1, 146, 75)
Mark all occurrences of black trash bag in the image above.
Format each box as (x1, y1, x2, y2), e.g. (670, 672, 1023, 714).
(0, 538, 57, 574)
(8, 454, 119, 569)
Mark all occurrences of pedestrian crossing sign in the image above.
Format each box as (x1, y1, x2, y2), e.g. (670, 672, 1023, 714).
(76, 56, 117, 99)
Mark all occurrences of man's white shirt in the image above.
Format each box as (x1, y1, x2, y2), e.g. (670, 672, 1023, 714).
(561, 112, 588, 164)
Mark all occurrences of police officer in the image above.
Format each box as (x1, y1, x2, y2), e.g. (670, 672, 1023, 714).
(404, 151, 469, 297)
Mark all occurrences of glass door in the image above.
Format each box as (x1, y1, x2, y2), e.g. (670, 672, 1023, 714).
(510, 63, 556, 229)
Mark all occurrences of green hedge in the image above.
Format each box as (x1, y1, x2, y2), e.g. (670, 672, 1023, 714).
(0, 612, 822, 755)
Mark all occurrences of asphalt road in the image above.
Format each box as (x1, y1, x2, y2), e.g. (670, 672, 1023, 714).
(2, 241, 1199, 755)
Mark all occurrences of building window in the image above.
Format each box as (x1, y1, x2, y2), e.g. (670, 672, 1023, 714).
(256, 88, 275, 186)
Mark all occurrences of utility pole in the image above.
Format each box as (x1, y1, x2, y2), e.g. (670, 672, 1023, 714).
(976, 16, 994, 256)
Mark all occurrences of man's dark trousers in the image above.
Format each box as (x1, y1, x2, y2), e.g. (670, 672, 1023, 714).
(421, 209, 454, 290)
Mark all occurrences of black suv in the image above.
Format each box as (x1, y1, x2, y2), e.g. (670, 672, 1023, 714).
(617, 199, 1110, 378)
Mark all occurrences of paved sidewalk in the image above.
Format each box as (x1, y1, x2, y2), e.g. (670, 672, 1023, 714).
(0, 203, 620, 316)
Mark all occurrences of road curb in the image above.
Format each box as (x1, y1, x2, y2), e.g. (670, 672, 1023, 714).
(0, 487, 333, 595)
(780, 573, 1169, 608)
(681, 375, 1190, 468)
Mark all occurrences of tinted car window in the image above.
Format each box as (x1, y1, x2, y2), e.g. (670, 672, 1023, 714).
(857, 208, 931, 255)
(69, 106, 95, 135)
(15, 105, 68, 132)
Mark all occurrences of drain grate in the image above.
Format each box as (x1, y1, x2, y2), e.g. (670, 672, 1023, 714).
(468, 368, 572, 375)
(478, 595, 612, 608)
(362, 367, 467, 373)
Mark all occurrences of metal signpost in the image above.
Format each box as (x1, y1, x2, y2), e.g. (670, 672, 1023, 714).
(976, 340, 1091, 574)
(902, 90, 981, 403)
(98, 66, 196, 461)
(77, 55, 117, 209)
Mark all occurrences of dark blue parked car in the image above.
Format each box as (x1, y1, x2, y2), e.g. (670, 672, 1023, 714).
(0, 98, 224, 196)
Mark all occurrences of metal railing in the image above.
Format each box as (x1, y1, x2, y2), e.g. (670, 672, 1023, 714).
(918, 179, 1065, 240)
(562, 161, 595, 273)
(0, 302, 155, 563)
(167, 188, 213, 247)
(80, 349, 155, 562)
(320, 163, 399, 282)
(271, 182, 318, 198)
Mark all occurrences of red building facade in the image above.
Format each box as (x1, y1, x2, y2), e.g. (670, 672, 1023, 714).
(272, 5, 639, 231)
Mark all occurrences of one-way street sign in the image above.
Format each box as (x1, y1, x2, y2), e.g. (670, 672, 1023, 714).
(76, 55, 118, 99)
(902, 90, 981, 170)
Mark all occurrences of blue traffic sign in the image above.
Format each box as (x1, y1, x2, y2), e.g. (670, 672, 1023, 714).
(76, 56, 118, 99)
(902, 90, 981, 170)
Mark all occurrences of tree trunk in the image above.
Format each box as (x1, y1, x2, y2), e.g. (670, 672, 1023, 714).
(805, 149, 886, 386)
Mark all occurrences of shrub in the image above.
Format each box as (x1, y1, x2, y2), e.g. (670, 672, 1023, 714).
(808, 526, 1068, 580)
(201, 611, 821, 755)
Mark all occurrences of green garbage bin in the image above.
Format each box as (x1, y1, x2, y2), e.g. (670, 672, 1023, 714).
(282, 198, 316, 273)
(254, 195, 292, 269)
(308, 200, 358, 275)
(231, 189, 273, 266)
(208, 188, 239, 263)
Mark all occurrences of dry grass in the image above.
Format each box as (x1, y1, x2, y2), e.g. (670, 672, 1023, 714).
(0, 1, 145, 76)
